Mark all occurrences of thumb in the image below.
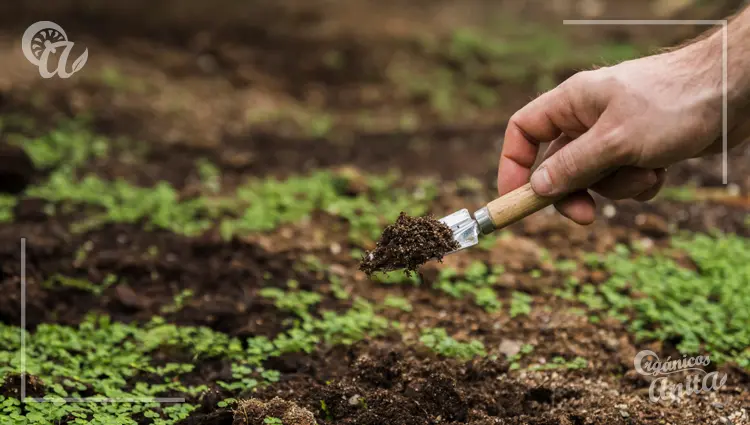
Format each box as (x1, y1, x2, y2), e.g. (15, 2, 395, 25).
(530, 123, 632, 196)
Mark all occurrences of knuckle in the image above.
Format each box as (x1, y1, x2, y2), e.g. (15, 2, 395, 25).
(561, 71, 591, 92)
(597, 72, 623, 91)
(507, 110, 523, 127)
(564, 69, 610, 90)
(600, 126, 637, 164)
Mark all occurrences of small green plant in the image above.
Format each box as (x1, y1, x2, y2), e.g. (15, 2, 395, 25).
(509, 291, 532, 318)
(329, 275, 349, 300)
(264, 417, 283, 425)
(272, 328, 320, 354)
(14, 118, 109, 170)
(420, 327, 486, 361)
(42, 274, 116, 295)
(259, 288, 322, 320)
(432, 262, 502, 312)
(528, 356, 588, 371)
(299, 254, 326, 273)
(217, 398, 237, 408)
(383, 295, 413, 312)
(160, 289, 195, 314)
(196, 158, 222, 194)
(372, 270, 421, 286)
(320, 400, 332, 422)
(315, 298, 390, 345)
(508, 343, 535, 371)
(0, 195, 17, 223)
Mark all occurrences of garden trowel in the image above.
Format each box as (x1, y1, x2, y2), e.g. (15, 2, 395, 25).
(439, 182, 562, 254)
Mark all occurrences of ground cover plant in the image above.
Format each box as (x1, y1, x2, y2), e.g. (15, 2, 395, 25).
(0, 1, 749, 424)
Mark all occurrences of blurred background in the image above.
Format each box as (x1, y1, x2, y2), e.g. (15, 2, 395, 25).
(0, 0, 747, 189)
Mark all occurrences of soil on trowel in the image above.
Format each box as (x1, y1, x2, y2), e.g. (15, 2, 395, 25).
(359, 212, 459, 275)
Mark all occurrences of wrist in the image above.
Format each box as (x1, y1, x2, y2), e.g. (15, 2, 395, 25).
(698, 19, 750, 109)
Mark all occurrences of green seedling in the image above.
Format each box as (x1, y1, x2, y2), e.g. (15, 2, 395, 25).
(0, 195, 17, 223)
(329, 275, 349, 300)
(43, 274, 116, 295)
(14, 118, 108, 170)
(432, 262, 502, 313)
(315, 298, 390, 345)
(372, 270, 421, 286)
(160, 289, 195, 314)
(508, 343, 535, 371)
(196, 158, 222, 194)
(383, 295, 413, 312)
(259, 288, 322, 320)
(420, 327, 486, 361)
(264, 417, 283, 425)
(528, 356, 588, 372)
(320, 400, 333, 422)
(299, 254, 326, 273)
(509, 291, 532, 318)
(217, 398, 237, 408)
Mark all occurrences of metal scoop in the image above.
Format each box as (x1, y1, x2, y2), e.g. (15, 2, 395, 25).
(439, 182, 561, 255)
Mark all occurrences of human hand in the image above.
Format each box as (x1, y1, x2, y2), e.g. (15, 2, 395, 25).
(497, 37, 750, 225)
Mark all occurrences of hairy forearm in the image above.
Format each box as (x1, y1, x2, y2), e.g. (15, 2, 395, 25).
(702, 6, 750, 107)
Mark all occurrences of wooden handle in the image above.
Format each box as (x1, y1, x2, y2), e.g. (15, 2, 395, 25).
(486, 183, 561, 229)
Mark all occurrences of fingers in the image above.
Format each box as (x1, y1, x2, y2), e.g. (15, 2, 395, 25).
(633, 168, 667, 201)
(551, 168, 665, 225)
(529, 114, 636, 197)
(590, 167, 658, 200)
(554, 191, 596, 225)
(498, 83, 588, 196)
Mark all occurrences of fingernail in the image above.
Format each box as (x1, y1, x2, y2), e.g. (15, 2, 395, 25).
(531, 166, 553, 195)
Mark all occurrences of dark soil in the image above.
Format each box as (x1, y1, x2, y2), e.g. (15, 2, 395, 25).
(187, 342, 747, 425)
(231, 397, 316, 425)
(0, 208, 332, 336)
(0, 374, 46, 399)
(360, 212, 459, 275)
(0, 144, 35, 194)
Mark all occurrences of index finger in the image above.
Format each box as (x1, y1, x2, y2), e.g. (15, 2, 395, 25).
(497, 87, 572, 195)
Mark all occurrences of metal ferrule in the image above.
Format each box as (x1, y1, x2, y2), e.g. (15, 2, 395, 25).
(473, 207, 495, 235)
